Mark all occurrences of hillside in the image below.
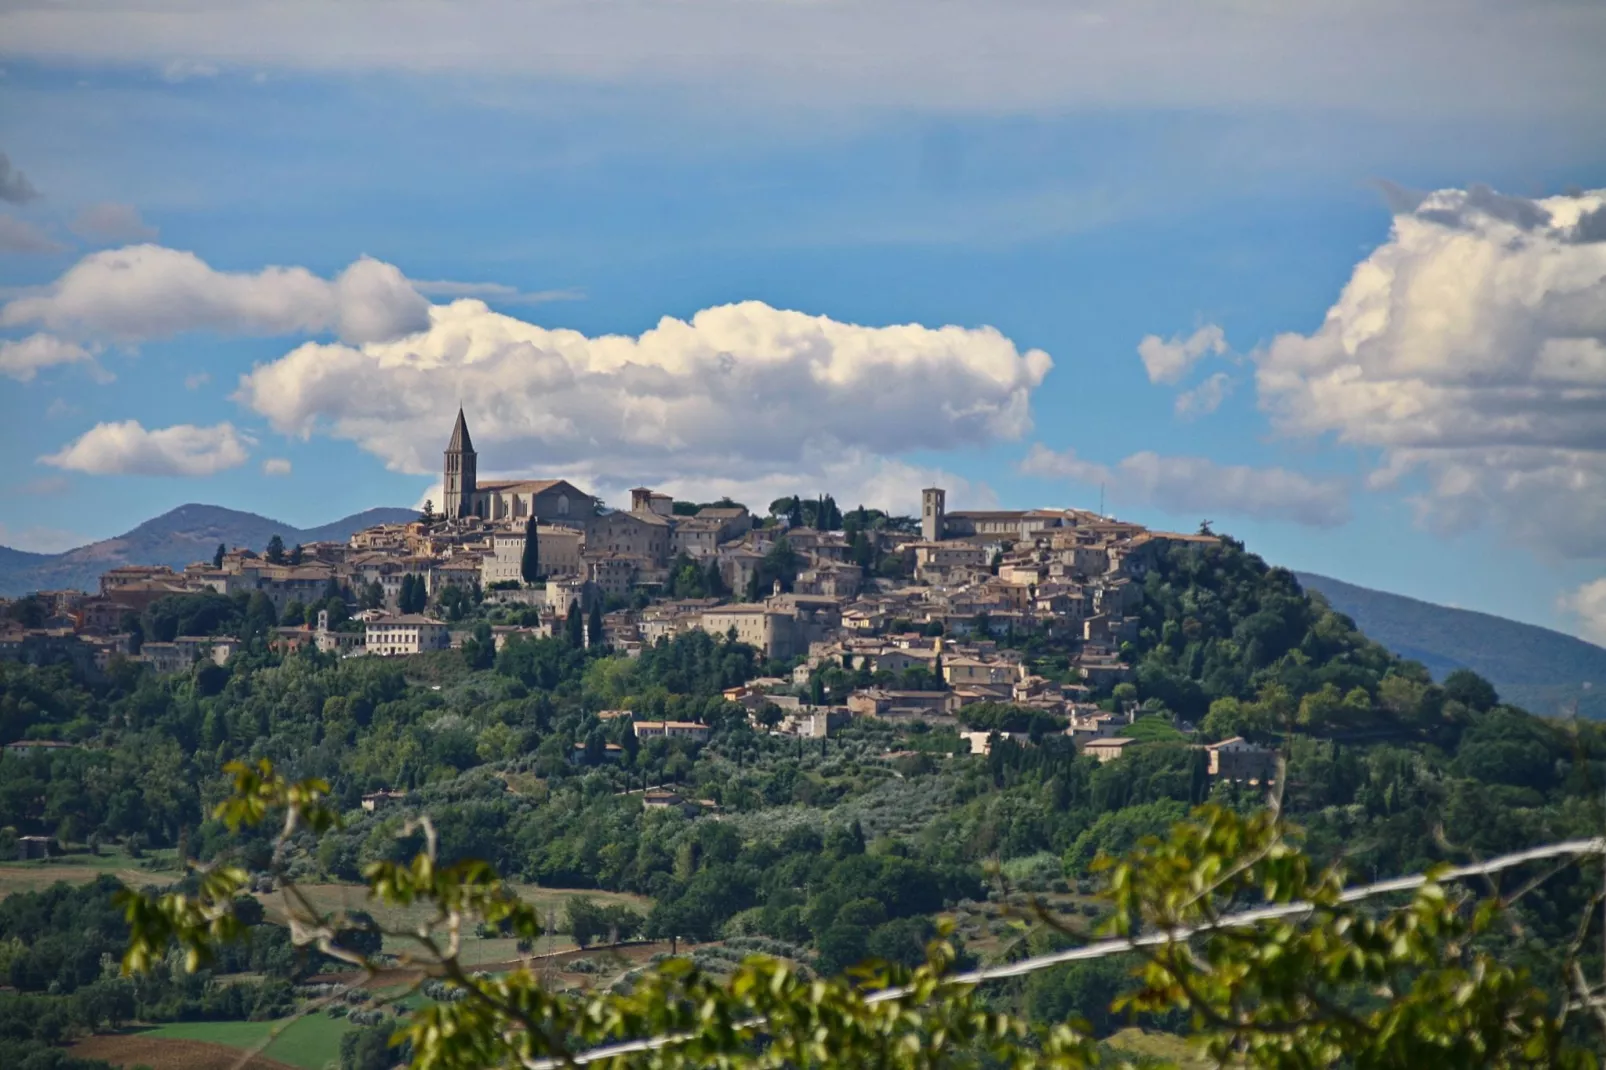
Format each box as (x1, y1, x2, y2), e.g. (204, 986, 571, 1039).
(1298, 571, 1606, 719)
(0, 503, 417, 597)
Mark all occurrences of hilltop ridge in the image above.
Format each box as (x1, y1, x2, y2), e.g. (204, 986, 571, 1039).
(0, 503, 418, 596)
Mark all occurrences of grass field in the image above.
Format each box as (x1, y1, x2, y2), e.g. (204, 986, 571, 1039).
(1105, 1027, 1212, 1069)
(0, 846, 183, 899)
(144, 1014, 355, 1070)
(256, 881, 654, 959)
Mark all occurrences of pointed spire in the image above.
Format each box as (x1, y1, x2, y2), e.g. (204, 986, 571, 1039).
(447, 407, 474, 454)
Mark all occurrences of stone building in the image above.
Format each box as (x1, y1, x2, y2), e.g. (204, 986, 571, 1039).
(365, 614, 450, 656)
(441, 408, 597, 525)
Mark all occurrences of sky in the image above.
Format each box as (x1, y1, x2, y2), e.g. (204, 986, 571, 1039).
(2, 1, 1606, 642)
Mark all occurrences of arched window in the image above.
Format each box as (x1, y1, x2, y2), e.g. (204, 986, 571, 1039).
(558, 494, 570, 515)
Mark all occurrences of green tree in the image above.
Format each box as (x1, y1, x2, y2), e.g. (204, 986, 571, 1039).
(1443, 668, 1499, 712)
(463, 622, 496, 670)
(565, 603, 584, 648)
(212, 543, 226, 569)
(264, 535, 286, 565)
(704, 559, 726, 598)
(120, 761, 1605, 1070)
(280, 600, 306, 628)
(587, 602, 604, 650)
(520, 516, 540, 585)
(288, 543, 304, 566)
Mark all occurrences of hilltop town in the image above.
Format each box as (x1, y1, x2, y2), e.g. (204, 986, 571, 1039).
(0, 409, 1262, 772)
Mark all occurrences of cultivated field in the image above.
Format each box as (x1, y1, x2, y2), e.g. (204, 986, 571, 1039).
(0, 846, 183, 899)
(71, 1032, 304, 1070)
(255, 880, 654, 960)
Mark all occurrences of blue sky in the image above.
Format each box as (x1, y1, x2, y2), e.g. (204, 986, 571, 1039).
(2, 2, 1605, 641)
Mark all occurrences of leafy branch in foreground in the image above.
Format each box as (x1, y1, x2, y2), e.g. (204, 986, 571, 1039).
(116, 758, 1603, 1069)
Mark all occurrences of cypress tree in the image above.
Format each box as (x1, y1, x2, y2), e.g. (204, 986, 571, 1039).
(520, 516, 540, 585)
(566, 602, 584, 647)
(704, 559, 726, 598)
(587, 602, 604, 649)
(213, 543, 226, 569)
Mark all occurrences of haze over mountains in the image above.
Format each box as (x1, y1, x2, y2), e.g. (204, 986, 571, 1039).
(0, 503, 418, 597)
(1298, 573, 1606, 721)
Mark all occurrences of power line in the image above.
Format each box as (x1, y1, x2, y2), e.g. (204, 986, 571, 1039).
(526, 835, 1606, 1068)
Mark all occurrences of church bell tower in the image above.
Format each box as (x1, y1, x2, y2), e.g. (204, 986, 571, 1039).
(444, 408, 477, 520)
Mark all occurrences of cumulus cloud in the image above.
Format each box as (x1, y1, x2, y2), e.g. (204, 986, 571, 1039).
(70, 202, 158, 243)
(0, 214, 64, 253)
(41, 420, 252, 477)
(236, 297, 1052, 498)
(0, 245, 430, 344)
(1137, 324, 1227, 385)
(0, 152, 38, 204)
(0, 334, 97, 381)
(1559, 579, 1606, 646)
(1255, 184, 1606, 558)
(1021, 444, 1350, 528)
(1174, 371, 1233, 418)
(413, 448, 994, 521)
(262, 457, 292, 476)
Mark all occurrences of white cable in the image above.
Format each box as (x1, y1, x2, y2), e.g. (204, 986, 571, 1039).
(526, 835, 1606, 1067)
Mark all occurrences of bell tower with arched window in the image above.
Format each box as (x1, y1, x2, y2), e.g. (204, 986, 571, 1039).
(443, 408, 478, 520)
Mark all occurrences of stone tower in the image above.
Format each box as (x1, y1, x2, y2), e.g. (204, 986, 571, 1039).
(921, 486, 946, 542)
(443, 408, 478, 520)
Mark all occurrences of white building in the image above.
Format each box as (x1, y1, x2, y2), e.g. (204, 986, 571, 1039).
(632, 720, 711, 742)
(365, 614, 450, 656)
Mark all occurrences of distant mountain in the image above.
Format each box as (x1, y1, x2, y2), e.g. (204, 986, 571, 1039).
(1298, 571, 1606, 720)
(0, 503, 418, 597)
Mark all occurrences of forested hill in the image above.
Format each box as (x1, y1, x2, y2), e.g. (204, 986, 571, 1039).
(0, 503, 417, 596)
(1298, 571, 1606, 720)
(1, 533, 1601, 1066)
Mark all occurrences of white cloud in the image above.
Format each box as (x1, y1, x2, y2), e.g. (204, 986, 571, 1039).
(0, 245, 430, 345)
(1255, 184, 1606, 559)
(0, 334, 97, 381)
(1137, 324, 1228, 385)
(1174, 371, 1233, 418)
(161, 59, 220, 83)
(0, 214, 64, 253)
(1559, 579, 1606, 646)
(237, 296, 1052, 497)
(410, 280, 585, 305)
(408, 450, 996, 521)
(0, 522, 89, 554)
(40, 420, 252, 477)
(0, 3, 1601, 120)
(262, 457, 292, 476)
(70, 202, 158, 243)
(1021, 444, 1350, 528)
(184, 371, 211, 390)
